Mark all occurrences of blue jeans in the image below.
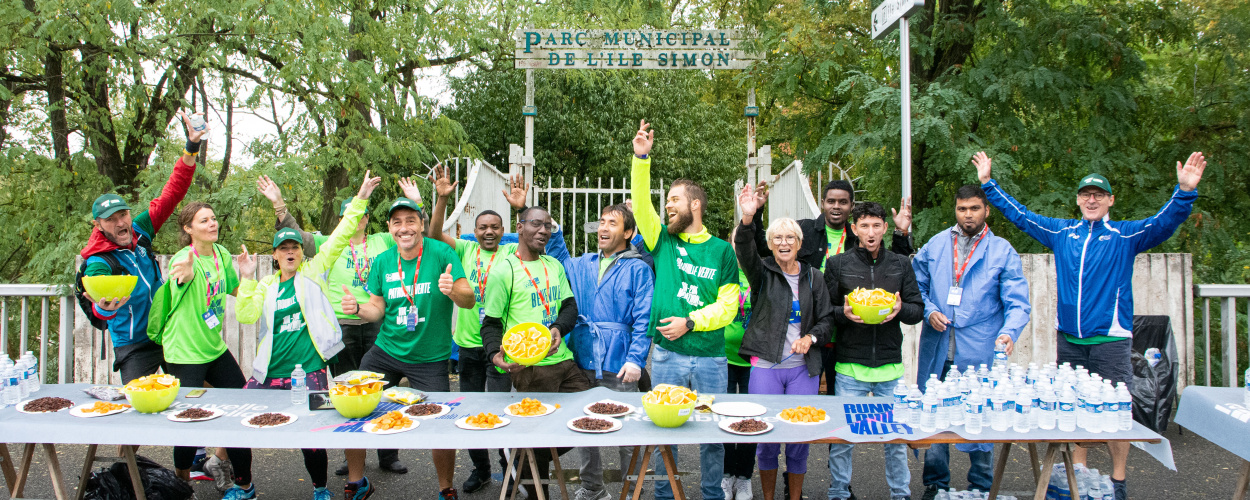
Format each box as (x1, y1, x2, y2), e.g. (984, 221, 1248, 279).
(650, 346, 729, 500)
(827, 373, 911, 499)
(922, 443, 993, 491)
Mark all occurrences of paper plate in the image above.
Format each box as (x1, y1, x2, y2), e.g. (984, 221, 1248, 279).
(567, 416, 623, 434)
(710, 402, 767, 417)
(776, 412, 829, 425)
(364, 418, 419, 435)
(455, 416, 511, 430)
(15, 399, 74, 414)
(583, 400, 637, 418)
(240, 412, 298, 429)
(719, 418, 774, 436)
(167, 407, 226, 422)
(70, 403, 132, 418)
(504, 402, 557, 418)
(402, 403, 451, 420)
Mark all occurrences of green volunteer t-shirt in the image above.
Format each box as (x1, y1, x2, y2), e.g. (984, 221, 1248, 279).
(482, 254, 575, 367)
(367, 239, 465, 364)
(822, 226, 846, 272)
(266, 277, 325, 378)
(724, 269, 751, 367)
(835, 362, 905, 383)
(647, 229, 739, 357)
(453, 239, 519, 349)
(162, 245, 239, 364)
(316, 232, 396, 320)
(598, 255, 616, 280)
(1063, 333, 1129, 345)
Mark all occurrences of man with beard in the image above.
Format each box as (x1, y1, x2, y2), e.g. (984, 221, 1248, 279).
(911, 185, 1031, 499)
(630, 119, 740, 500)
(973, 151, 1206, 500)
(823, 202, 924, 500)
(545, 203, 654, 500)
(427, 165, 529, 493)
(481, 206, 586, 500)
(340, 197, 475, 500)
(79, 110, 205, 383)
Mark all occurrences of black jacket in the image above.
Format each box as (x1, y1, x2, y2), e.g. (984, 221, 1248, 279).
(751, 210, 914, 269)
(734, 221, 836, 378)
(823, 246, 924, 368)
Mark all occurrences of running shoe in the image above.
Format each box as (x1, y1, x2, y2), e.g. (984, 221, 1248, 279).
(313, 486, 332, 500)
(221, 484, 256, 500)
(344, 477, 375, 500)
(204, 455, 235, 492)
(439, 487, 459, 500)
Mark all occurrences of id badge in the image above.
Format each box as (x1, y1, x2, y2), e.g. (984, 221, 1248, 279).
(406, 309, 418, 332)
(478, 307, 486, 323)
(947, 286, 963, 306)
(203, 310, 221, 329)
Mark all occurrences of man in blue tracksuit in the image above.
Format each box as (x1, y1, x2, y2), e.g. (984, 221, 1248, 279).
(548, 203, 654, 500)
(973, 150, 1207, 500)
(912, 185, 1031, 499)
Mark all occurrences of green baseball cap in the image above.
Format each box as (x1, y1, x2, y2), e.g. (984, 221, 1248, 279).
(272, 228, 303, 248)
(387, 197, 423, 218)
(1077, 173, 1113, 195)
(91, 194, 132, 219)
(339, 199, 361, 217)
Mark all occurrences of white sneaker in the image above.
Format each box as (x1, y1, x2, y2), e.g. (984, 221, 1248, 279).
(204, 455, 234, 493)
(733, 476, 753, 500)
(573, 488, 610, 500)
(722, 476, 735, 500)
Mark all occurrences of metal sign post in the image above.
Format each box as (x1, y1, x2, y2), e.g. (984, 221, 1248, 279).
(872, 0, 925, 202)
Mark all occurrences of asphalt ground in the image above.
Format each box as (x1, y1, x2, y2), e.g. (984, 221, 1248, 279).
(4, 379, 1241, 499)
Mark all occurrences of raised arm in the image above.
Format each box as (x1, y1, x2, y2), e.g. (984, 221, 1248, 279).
(422, 165, 458, 248)
(137, 110, 204, 233)
(974, 152, 1069, 249)
(1125, 152, 1204, 253)
(307, 172, 381, 274)
(629, 120, 661, 250)
(734, 184, 768, 289)
(258, 175, 319, 258)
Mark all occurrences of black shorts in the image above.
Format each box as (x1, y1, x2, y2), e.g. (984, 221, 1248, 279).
(1056, 333, 1133, 391)
(113, 341, 165, 384)
(359, 346, 450, 392)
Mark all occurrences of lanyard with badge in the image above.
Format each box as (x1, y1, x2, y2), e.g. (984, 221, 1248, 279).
(475, 246, 498, 322)
(827, 229, 847, 255)
(948, 226, 989, 307)
(192, 246, 223, 329)
(515, 253, 552, 323)
(348, 240, 369, 293)
(398, 245, 425, 331)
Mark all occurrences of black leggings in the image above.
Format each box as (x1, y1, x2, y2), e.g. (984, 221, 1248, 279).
(165, 351, 253, 485)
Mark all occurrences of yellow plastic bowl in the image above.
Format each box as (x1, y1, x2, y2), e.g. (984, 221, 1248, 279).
(82, 275, 138, 301)
(122, 381, 180, 413)
(503, 322, 552, 367)
(643, 400, 697, 428)
(850, 297, 896, 325)
(330, 389, 383, 419)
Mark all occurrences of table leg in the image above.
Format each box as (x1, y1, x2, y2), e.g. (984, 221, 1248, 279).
(11, 443, 35, 499)
(500, 449, 520, 500)
(1233, 459, 1250, 500)
(549, 448, 569, 500)
(618, 447, 641, 500)
(121, 446, 146, 500)
(40, 444, 68, 500)
(1061, 444, 1079, 499)
(1028, 443, 1040, 484)
(1032, 443, 1059, 500)
(629, 445, 655, 500)
(525, 448, 547, 500)
(0, 444, 17, 495)
(74, 444, 98, 500)
(988, 443, 1012, 500)
(658, 446, 685, 500)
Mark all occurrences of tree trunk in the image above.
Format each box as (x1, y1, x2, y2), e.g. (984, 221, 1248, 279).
(218, 78, 234, 185)
(81, 44, 132, 191)
(44, 50, 71, 168)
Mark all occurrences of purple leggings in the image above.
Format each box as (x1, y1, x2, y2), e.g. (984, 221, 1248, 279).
(748, 364, 819, 473)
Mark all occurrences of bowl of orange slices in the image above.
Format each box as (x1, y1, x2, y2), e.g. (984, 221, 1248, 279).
(847, 287, 897, 325)
(642, 384, 698, 428)
(120, 374, 180, 413)
(502, 322, 553, 366)
(329, 372, 386, 418)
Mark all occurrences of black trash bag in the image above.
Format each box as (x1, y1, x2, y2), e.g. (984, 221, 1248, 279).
(1130, 315, 1179, 433)
(81, 455, 194, 500)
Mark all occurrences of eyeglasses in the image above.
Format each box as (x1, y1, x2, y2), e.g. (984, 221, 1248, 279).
(519, 219, 555, 231)
(771, 235, 798, 244)
(1078, 191, 1109, 201)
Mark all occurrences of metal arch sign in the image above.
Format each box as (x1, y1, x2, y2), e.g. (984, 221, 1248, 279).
(514, 29, 763, 70)
(871, 0, 926, 39)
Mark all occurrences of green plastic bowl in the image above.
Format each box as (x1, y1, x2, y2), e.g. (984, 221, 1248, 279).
(330, 389, 383, 419)
(643, 400, 697, 428)
(503, 322, 552, 367)
(850, 297, 895, 325)
(81, 275, 138, 301)
(122, 381, 180, 414)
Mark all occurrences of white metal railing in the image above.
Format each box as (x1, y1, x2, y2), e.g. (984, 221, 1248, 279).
(1195, 284, 1250, 387)
(535, 176, 665, 256)
(0, 285, 75, 384)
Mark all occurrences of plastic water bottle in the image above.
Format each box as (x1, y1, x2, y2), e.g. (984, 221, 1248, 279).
(893, 381, 910, 423)
(290, 364, 307, 405)
(2, 366, 19, 407)
(1101, 476, 1116, 500)
(1038, 383, 1057, 430)
(1029, 385, 1041, 430)
(1013, 385, 1033, 433)
(13, 357, 29, 399)
(1087, 386, 1103, 434)
(964, 387, 983, 435)
(1101, 383, 1119, 433)
(977, 364, 990, 384)
(993, 341, 1008, 370)
(990, 385, 1010, 431)
(1117, 383, 1133, 431)
(1058, 387, 1077, 432)
(23, 351, 38, 393)
(964, 365, 977, 382)
(907, 385, 924, 426)
(921, 385, 939, 432)
(951, 379, 967, 426)
(1244, 367, 1250, 407)
(1026, 362, 1038, 385)
(936, 383, 952, 430)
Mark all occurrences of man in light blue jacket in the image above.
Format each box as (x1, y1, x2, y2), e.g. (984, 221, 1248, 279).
(548, 203, 654, 500)
(912, 185, 1031, 499)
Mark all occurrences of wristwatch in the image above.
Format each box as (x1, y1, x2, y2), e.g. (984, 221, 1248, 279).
(684, 317, 694, 331)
